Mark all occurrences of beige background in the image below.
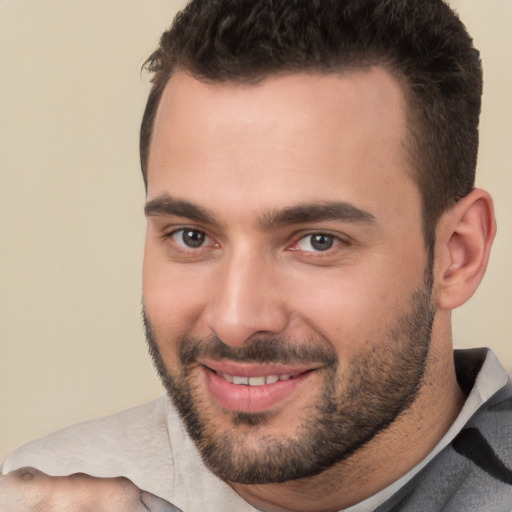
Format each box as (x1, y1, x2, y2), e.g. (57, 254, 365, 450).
(0, 0, 511, 461)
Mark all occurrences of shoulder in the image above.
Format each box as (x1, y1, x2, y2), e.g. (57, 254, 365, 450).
(378, 352, 512, 512)
(1, 395, 254, 511)
(427, 382, 512, 510)
(454, 349, 512, 471)
(453, 377, 512, 474)
(2, 395, 174, 479)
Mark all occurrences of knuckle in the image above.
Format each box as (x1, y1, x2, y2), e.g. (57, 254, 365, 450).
(0, 468, 47, 510)
(0, 470, 148, 511)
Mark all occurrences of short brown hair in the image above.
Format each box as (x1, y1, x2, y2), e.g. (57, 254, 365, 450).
(140, 0, 482, 245)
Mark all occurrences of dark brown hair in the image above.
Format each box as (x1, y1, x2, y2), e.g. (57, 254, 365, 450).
(140, 0, 482, 244)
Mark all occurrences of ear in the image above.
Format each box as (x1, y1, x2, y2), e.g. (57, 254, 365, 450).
(434, 188, 496, 310)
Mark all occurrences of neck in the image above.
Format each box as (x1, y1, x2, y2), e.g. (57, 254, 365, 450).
(230, 330, 465, 512)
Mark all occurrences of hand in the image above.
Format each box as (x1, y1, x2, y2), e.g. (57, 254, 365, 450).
(0, 467, 178, 511)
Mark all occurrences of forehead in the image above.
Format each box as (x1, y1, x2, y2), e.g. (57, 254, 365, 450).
(147, 68, 418, 224)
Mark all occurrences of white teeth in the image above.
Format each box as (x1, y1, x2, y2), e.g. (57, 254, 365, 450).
(219, 373, 292, 385)
(248, 376, 266, 386)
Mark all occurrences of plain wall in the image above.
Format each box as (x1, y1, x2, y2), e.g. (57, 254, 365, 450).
(1, 0, 511, 461)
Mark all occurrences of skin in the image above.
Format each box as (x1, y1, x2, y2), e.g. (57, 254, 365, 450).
(0, 67, 495, 511)
(142, 68, 492, 511)
(0, 468, 175, 511)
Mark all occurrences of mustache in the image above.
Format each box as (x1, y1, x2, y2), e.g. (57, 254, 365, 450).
(141, 306, 338, 368)
(177, 334, 339, 368)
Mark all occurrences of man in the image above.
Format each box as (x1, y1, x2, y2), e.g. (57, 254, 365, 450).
(1, 0, 511, 510)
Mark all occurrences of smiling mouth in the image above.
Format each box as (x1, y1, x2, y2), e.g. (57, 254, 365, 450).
(200, 363, 317, 413)
(215, 371, 298, 386)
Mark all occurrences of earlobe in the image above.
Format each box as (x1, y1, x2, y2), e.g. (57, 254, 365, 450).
(435, 188, 496, 310)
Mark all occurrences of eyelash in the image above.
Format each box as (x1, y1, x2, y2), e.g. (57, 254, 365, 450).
(164, 227, 349, 257)
(166, 228, 216, 251)
(289, 232, 351, 261)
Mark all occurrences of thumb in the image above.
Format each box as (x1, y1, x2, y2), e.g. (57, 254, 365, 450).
(139, 490, 183, 512)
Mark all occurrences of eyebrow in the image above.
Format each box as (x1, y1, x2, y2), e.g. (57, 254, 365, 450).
(144, 195, 375, 228)
(259, 202, 376, 229)
(145, 196, 218, 225)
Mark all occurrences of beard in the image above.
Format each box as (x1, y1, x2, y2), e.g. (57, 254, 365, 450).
(143, 264, 435, 485)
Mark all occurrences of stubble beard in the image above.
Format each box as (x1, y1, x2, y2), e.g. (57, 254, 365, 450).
(143, 268, 435, 485)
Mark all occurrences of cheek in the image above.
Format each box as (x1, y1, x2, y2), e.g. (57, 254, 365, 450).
(143, 264, 206, 372)
(142, 245, 213, 341)
(286, 256, 425, 356)
(293, 281, 388, 357)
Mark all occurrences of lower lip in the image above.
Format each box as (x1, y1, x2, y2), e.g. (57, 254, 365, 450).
(201, 367, 314, 414)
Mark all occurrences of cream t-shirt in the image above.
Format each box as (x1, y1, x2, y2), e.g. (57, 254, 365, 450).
(2, 349, 508, 512)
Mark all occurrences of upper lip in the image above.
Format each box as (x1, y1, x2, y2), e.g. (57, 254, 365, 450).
(198, 359, 321, 378)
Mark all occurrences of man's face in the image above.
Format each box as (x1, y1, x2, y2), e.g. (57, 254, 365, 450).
(143, 69, 434, 483)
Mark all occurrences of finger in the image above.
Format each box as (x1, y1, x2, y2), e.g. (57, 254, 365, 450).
(0, 467, 48, 510)
(0, 469, 147, 512)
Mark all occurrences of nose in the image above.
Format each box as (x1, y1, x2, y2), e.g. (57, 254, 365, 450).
(204, 251, 289, 347)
